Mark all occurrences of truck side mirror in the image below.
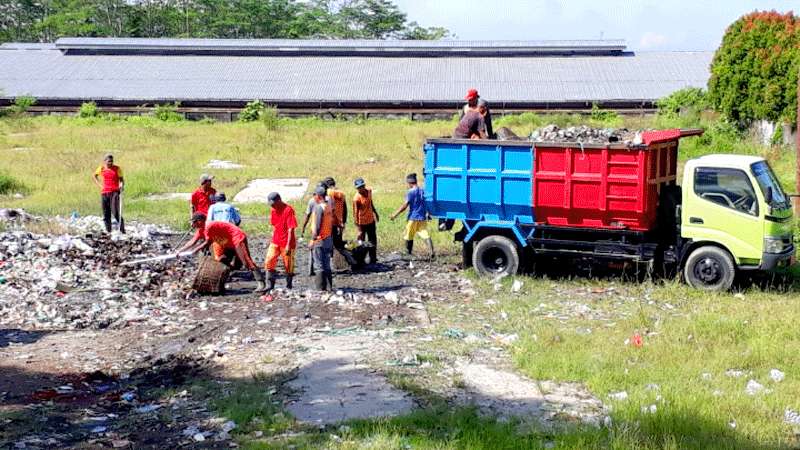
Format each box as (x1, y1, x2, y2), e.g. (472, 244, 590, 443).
(765, 186, 773, 205)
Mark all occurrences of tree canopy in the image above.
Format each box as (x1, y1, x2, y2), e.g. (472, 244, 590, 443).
(708, 10, 800, 124)
(0, 0, 451, 42)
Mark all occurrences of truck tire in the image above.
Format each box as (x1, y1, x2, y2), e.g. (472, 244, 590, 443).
(683, 246, 735, 291)
(473, 236, 519, 277)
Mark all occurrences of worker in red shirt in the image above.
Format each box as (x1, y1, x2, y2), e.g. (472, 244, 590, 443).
(176, 213, 266, 292)
(191, 174, 217, 218)
(265, 192, 297, 291)
(93, 153, 125, 234)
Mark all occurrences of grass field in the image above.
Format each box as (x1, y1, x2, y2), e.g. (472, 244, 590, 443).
(2, 111, 800, 448)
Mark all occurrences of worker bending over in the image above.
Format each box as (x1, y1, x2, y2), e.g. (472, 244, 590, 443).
(265, 192, 297, 291)
(93, 153, 125, 234)
(177, 213, 266, 292)
(352, 177, 379, 264)
(308, 185, 334, 290)
(453, 101, 488, 139)
(390, 173, 435, 260)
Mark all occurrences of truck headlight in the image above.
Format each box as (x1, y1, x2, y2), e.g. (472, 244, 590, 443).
(764, 237, 788, 254)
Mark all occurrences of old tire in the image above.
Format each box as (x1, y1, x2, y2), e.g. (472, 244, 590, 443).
(683, 246, 735, 291)
(473, 235, 519, 277)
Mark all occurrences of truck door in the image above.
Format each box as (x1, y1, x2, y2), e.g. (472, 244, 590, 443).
(682, 167, 762, 261)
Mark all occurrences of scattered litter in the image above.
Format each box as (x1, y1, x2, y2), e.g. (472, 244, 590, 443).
(443, 328, 466, 339)
(640, 404, 657, 414)
(386, 354, 421, 367)
(608, 391, 628, 401)
(135, 404, 162, 414)
(193, 433, 206, 442)
(728, 420, 736, 429)
(701, 372, 712, 381)
(90, 426, 107, 433)
(234, 178, 309, 203)
(492, 333, 519, 346)
(769, 369, 785, 383)
(725, 369, 750, 378)
(785, 409, 800, 426)
(745, 379, 765, 396)
(511, 280, 523, 293)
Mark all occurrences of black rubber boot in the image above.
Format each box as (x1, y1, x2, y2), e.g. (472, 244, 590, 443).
(324, 271, 333, 291)
(314, 272, 327, 291)
(405, 240, 413, 256)
(252, 269, 267, 293)
(286, 275, 294, 290)
(426, 238, 436, 261)
(267, 271, 277, 291)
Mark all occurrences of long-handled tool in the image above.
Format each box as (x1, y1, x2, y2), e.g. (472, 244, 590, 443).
(117, 191, 124, 232)
(120, 251, 194, 266)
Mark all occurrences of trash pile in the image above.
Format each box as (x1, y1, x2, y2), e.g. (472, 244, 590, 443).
(530, 125, 643, 144)
(0, 216, 196, 330)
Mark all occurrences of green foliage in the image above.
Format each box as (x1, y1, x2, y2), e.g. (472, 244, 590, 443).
(258, 105, 280, 130)
(0, 172, 25, 195)
(78, 101, 98, 118)
(708, 11, 800, 124)
(152, 103, 183, 122)
(656, 87, 708, 118)
(238, 100, 266, 122)
(9, 96, 36, 115)
(590, 103, 618, 122)
(770, 124, 784, 147)
(0, 0, 449, 42)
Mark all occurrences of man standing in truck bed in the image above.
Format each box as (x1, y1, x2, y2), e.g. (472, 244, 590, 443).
(390, 173, 434, 260)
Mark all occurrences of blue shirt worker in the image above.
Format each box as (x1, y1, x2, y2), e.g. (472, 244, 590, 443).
(207, 192, 241, 226)
(390, 173, 435, 260)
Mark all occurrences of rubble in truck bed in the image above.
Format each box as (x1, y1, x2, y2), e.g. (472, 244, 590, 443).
(0, 216, 196, 330)
(528, 124, 644, 144)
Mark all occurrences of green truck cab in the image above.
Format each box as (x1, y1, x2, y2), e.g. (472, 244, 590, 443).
(680, 154, 794, 290)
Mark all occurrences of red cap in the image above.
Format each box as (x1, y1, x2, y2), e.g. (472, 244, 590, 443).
(464, 88, 479, 100)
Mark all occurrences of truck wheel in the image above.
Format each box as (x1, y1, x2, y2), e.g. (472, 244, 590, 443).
(473, 236, 520, 276)
(683, 246, 735, 291)
(462, 241, 474, 268)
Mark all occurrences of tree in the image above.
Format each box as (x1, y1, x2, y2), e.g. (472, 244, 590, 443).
(708, 10, 800, 124)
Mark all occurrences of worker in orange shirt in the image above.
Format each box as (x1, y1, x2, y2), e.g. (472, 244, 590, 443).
(93, 153, 125, 234)
(323, 177, 356, 266)
(352, 177, 379, 265)
(176, 213, 266, 292)
(308, 185, 334, 290)
(265, 192, 297, 291)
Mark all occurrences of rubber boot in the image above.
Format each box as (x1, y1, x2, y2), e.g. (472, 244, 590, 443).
(405, 240, 414, 256)
(267, 271, 277, 292)
(314, 272, 327, 291)
(426, 238, 436, 261)
(286, 275, 294, 290)
(325, 271, 333, 291)
(252, 269, 267, 293)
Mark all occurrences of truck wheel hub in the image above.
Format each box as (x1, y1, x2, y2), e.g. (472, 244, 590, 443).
(695, 257, 721, 283)
(482, 248, 508, 272)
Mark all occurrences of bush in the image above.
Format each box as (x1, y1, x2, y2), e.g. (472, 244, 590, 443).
(657, 88, 708, 118)
(8, 95, 36, 115)
(589, 103, 618, 123)
(239, 100, 266, 122)
(78, 101, 99, 118)
(259, 105, 280, 130)
(708, 11, 800, 124)
(153, 102, 183, 122)
(0, 172, 25, 195)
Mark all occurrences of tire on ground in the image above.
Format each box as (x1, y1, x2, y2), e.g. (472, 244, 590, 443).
(683, 245, 735, 291)
(472, 235, 520, 277)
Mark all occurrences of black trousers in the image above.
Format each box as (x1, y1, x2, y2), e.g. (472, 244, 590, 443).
(101, 191, 124, 233)
(359, 222, 378, 264)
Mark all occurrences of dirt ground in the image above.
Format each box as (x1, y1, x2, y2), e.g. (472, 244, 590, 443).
(1, 230, 606, 449)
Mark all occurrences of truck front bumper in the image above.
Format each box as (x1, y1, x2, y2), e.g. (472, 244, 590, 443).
(760, 244, 795, 271)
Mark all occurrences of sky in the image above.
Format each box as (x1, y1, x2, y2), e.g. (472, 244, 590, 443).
(394, 0, 797, 51)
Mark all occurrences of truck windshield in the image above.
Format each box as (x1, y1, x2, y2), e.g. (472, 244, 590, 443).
(751, 161, 789, 208)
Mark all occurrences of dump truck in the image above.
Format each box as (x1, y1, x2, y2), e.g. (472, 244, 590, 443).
(425, 129, 794, 291)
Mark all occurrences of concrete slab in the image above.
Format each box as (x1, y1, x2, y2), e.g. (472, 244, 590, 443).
(205, 159, 244, 170)
(286, 335, 414, 425)
(233, 178, 308, 204)
(144, 193, 191, 201)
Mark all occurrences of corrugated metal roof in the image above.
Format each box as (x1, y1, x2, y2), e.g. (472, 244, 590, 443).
(55, 37, 627, 54)
(0, 43, 712, 104)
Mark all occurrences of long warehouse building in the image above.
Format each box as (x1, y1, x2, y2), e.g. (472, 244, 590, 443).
(0, 37, 713, 120)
